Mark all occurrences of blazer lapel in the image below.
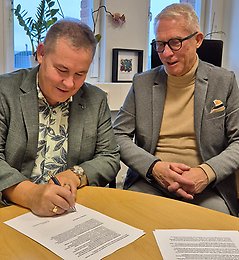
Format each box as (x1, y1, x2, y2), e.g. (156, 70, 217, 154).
(19, 68, 39, 176)
(194, 61, 209, 144)
(151, 67, 167, 152)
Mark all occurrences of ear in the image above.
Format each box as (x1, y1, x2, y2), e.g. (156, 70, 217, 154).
(36, 43, 45, 64)
(195, 32, 204, 49)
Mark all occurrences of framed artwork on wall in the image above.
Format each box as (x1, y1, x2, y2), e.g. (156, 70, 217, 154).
(112, 48, 143, 82)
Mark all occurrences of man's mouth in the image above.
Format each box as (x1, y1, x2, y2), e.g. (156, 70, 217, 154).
(57, 87, 69, 93)
(167, 61, 178, 66)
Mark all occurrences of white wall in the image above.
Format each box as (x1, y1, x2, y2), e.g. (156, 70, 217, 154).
(91, 0, 150, 83)
(104, 0, 149, 82)
(88, 0, 149, 120)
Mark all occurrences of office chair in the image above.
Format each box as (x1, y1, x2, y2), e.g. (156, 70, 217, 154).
(108, 178, 116, 188)
(151, 38, 223, 68)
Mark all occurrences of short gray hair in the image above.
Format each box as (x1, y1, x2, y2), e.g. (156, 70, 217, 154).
(44, 17, 97, 59)
(154, 3, 200, 34)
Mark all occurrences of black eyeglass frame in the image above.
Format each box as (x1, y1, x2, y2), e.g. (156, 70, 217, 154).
(151, 31, 198, 53)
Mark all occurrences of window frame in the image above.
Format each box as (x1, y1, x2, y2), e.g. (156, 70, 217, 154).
(0, 0, 14, 73)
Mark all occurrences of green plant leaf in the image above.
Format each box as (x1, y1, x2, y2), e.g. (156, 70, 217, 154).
(47, 2, 55, 8)
(15, 4, 21, 13)
(50, 9, 59, 17)
(95, 34, 102, 43)
(14, 0, 64, 53)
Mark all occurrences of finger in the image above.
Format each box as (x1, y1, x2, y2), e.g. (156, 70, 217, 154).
(70, 185, 77, 201)
(168, 182, 180, 192)
(175, 188, 194, 200)
(170, 163, 190, 171)
(51, 188, 75, 211)
(169, 165, 184, 174)
(49, 204, 66, 215)
(172, 172, 195, 187)
(63, 183, 77, 201)
(168, 181, 196, 194)
(63, 183, 71, 191)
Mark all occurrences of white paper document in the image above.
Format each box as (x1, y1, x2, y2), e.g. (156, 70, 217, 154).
(4, 203, 145, 259)
(153, 229, 239, 260)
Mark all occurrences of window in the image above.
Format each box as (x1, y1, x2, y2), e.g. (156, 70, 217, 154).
(13, 0, 82, 69)
(148, 0, 180, 68)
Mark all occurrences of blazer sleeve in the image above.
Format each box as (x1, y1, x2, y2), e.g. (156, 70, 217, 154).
(113, 72, 160, 177)
(75, 87, 121, 186)
(0, 68, 38, 204)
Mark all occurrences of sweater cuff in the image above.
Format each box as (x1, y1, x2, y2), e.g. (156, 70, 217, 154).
(198, 163, 216, 184)
(146, 159, 160, 179)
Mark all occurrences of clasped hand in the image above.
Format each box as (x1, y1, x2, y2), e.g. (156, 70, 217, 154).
(152, 162, 208, 200)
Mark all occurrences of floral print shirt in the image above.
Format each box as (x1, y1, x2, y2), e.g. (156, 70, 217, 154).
(30, 87, 71, 184)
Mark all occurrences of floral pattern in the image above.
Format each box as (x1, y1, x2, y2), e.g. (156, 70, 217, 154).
(31, 89, 70, 184)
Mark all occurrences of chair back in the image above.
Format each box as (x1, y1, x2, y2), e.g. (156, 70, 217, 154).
(151, 39, 223, 68)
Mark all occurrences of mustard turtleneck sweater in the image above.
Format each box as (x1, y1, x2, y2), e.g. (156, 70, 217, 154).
(155, 56, 215, 183)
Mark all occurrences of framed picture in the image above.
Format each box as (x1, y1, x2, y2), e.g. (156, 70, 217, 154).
(112, 48, 143, 82)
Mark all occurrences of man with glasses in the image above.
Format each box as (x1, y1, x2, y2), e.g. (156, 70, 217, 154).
(113, 3, 239, 216)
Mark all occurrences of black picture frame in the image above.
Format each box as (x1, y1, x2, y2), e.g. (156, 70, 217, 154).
(112, 48, 143, 82)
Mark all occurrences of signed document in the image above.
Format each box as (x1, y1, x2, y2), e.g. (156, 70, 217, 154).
(4, 203, 145, 259)
(153, 229, 239, 260)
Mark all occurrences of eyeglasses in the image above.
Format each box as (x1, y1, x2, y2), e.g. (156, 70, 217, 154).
(151, 32, 198, 53)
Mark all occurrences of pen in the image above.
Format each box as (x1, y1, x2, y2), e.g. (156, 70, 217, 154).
(48, 172, 76, 212)
(49, 173, 61, 186)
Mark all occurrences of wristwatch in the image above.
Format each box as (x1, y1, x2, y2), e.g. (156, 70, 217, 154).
(70, 166, 88, 188)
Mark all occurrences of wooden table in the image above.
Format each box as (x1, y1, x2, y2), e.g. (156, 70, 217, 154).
(1, 186, 238, 259)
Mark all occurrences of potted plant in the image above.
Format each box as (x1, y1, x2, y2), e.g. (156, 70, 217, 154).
(14, 0, 64, 58)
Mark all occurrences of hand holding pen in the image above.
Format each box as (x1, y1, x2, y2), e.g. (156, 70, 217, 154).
(48, 172, 76, 212)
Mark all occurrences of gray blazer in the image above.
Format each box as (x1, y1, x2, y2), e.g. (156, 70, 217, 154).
(0, 66, 120, 201)
(113, 60, 239, 216)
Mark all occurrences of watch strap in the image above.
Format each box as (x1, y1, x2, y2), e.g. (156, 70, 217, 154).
(70, 166, 88, 188)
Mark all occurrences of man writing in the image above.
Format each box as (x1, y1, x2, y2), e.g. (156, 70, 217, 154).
(0, 18, 120, 216)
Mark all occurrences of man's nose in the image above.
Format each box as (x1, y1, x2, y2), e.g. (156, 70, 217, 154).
(162, 44, 174, 56)
(62, 76, 74, 88)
